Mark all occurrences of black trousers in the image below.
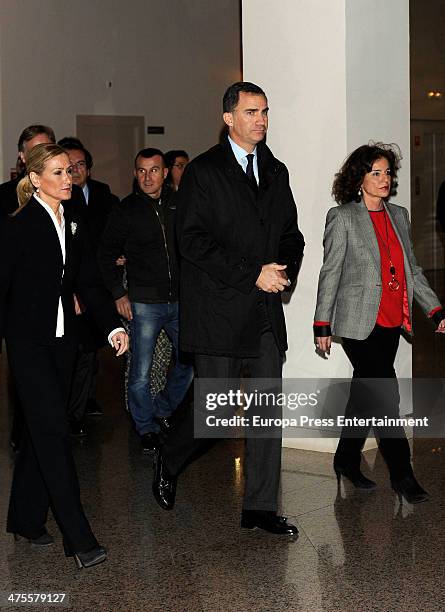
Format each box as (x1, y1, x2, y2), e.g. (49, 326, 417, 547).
(6, 338, 98, 552)
(8, 364, 25, 448)
(67, 347, 98, 423)
(335, 325, 412, 480)
(163, 328, 283, 511)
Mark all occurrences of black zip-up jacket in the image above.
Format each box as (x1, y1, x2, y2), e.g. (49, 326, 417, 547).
(98, 186, 179, 303)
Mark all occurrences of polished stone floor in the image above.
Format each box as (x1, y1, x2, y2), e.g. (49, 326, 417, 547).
(1, 338, 445, 612)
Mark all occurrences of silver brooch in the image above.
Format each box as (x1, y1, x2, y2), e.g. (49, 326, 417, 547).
(70, 222, 77, 236)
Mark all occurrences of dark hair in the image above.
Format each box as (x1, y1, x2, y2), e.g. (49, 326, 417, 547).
(17, 125, 55, 151)
(223, 81, 266, 113)
(164, 150, 189, 169)
(58, 137, 93, 170)
(134, 148, 165, 168)
(58, 136, 84, 148)
(332, 142, 402, 205)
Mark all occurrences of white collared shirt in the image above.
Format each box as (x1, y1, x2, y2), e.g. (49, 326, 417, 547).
(82, 183, 89, 204)
(228, 136, 259, 184)
(35, 194, 66, 337)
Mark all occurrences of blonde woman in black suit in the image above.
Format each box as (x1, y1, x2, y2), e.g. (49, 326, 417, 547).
(0, 144, 128, 569)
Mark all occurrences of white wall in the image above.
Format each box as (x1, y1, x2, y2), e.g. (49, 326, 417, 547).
(243, 0, 411, 449)
(0, 0, 241, 180)
(243, 0, 350, 382)
(345, 0, 411, 378)
(0, 23, 3, 180)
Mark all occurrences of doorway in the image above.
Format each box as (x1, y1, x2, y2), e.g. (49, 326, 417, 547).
(411, 120, 445, 292)
(411, 119, 445, 376)
(77, 115, 145, 199)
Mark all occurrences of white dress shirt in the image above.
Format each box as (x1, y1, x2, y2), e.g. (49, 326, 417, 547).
(35, 194, 66, 337)
(35, 194, 123, 344)
(228, 136, 259, 184)
(82, 183, 89, 204)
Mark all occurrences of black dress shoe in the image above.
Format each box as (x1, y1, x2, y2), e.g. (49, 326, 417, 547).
(14, 532, 54, 547)
(391, 475, 430, 504)
(334, 465, 376, 489)
(141, 432, 159, 454)
(85, 399, 103, 417)
(69, 420, 87, 437)
(241, 510, 299, 536)
(154, 416, 171, 434)
(64, 543, 107, 569)
(152, 448, 177, 510)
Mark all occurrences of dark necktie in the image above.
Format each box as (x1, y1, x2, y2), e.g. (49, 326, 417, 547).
(246, 154, 258, 192)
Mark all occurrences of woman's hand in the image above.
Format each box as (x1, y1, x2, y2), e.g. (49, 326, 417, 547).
(110, 331, 129, 356)
(316, 336, 332, 354)
(436, 318, 445, 333)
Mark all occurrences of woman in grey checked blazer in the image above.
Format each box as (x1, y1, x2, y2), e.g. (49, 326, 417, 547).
(314, 143, 445, 504)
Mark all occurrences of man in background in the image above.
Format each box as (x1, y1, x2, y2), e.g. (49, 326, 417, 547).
(0, 125, 56, 217)
(99, 148, 193, 453)
(58, 137, 119, 432)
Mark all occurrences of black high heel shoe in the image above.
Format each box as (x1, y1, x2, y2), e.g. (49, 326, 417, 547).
(334, 465, 377, 489)
(64, 542, 107, 569)
(391, 475, 429, 504)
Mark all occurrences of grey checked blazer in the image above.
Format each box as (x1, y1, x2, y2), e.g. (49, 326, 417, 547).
(314, 199, 441, 340)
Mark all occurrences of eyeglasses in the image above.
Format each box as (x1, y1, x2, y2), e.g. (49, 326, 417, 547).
(70, 161, 87, 169)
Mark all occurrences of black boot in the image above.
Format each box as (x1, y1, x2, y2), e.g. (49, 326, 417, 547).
(334, 464, 376, 489)
(391, 474, 429, 504)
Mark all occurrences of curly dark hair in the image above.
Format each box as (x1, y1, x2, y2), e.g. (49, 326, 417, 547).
(332, 142, 402, 205)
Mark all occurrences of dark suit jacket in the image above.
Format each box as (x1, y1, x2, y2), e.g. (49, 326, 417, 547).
(76, 179, 119, 251)
(0, 197, 121, 345)
(63, 179, 118, 349)
(176, 137, 305, 358)
(0, 177, 19, 218)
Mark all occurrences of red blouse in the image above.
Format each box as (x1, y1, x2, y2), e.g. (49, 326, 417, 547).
(369, 209, 404, 327)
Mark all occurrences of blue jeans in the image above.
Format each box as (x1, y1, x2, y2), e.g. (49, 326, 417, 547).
(128, 302, 193, 435)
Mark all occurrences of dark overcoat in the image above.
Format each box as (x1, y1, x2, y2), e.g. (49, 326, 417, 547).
(176, 137, 305, 358)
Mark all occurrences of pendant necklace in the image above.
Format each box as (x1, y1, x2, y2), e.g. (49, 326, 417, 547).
(372, 207, 400, 291)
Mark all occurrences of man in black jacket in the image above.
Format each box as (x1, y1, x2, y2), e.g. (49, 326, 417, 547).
(0, 125, 56, 218)
(59, 138, 119, 429)
(152, 82, 305, 535)
(98, 148, 193, 452)
(58, 137, 119, 245)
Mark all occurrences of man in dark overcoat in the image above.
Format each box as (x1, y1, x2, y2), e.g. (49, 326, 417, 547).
(152, 82, 305, 535)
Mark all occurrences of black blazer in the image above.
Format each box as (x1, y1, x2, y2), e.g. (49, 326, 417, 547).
(69, 179, 119, 251)
(0, 177, 20, 219)
(176, 137, 305, 358)
(0, 197, 121, 345)
(63, 179, 119, 350)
